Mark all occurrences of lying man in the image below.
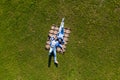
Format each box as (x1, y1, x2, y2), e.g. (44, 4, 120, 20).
(57, 18, 65, 44)
(49, 36, 63, 66)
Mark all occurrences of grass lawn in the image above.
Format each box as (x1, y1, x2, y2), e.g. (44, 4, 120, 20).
(0, 0, 120, 80)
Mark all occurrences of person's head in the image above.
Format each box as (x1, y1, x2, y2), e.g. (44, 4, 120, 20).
(50, 37, 55, 41)
(51, 35, 57, 41)
(50, 36, 55, 41)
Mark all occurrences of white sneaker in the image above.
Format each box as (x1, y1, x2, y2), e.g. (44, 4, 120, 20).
(55, 61, 58, 64)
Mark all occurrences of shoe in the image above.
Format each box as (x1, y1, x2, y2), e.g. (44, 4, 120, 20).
(54, 61, 58, 67)
(55, 61, 58, 64)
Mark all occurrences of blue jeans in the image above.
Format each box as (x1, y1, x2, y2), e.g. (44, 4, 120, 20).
(58, 22, 64, 35)
(49, 47, 57, 63)
(58, 22, 64, 40)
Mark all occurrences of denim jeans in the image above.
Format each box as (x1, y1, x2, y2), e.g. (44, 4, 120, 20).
(49, 47, 57, 63)
(58, 21, 64, 40)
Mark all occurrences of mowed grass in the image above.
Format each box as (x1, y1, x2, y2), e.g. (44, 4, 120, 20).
(0, 0, 120, 80)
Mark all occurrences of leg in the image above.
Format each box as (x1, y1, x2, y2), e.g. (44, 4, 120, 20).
(61, 27, 64, 35)
(58, 27, 64, 39)
(53, 48, 57, 63)
(58, 21, 64, 39)
(57, 20, 64, 44)
(49, 47, 53, 56)
(53, 48, 58, 67)
(59, 21, 64, 34)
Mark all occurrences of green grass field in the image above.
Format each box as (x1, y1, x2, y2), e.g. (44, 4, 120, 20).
(0, 0, 120, 80)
